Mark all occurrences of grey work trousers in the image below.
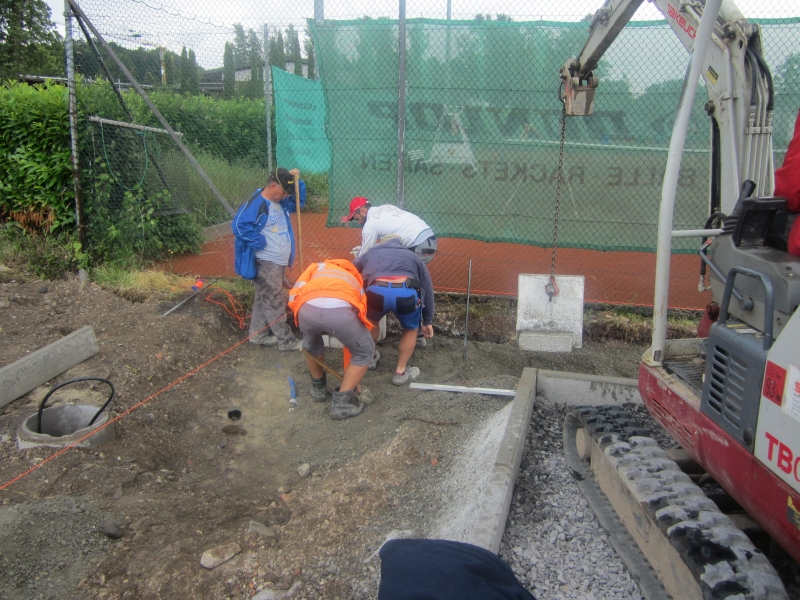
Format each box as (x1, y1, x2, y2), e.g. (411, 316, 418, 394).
(249, 259, 294, 344)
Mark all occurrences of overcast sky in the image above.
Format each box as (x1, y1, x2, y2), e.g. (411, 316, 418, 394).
(46, 0, 796, 70)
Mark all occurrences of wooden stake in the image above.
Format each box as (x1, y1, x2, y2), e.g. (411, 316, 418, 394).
(291, 168, 304, 273)
(302, 349, 344, 382)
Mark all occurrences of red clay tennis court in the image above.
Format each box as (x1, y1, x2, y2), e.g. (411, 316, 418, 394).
(158, 212, 709, 310)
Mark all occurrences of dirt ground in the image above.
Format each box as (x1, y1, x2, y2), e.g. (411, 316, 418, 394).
(0, 271, 647, 600)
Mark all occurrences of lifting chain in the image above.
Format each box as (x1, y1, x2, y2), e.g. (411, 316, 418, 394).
(546, 98, 567, 302)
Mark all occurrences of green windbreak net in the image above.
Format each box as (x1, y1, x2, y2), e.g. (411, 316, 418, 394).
(310, 18, 800, 253)
(273, 67, 331, 173)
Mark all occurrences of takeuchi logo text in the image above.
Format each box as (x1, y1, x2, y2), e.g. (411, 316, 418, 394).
(667, 4, 697, 40)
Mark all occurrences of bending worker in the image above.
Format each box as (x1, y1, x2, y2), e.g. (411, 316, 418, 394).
(353, 238, 434, 385)
(288, 260, 374, 421)
(341, 197, 438, 264)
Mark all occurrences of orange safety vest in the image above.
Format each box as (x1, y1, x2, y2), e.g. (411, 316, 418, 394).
(288, 259, 373, 329)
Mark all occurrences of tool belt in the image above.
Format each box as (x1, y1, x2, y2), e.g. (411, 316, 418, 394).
(373, 278, 420, 290)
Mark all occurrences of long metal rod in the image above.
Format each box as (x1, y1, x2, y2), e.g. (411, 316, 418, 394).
(395, 0, 407, 209)
(671, 228, 722, 238)
(64, 0, 84, 245)
(463, 259, 472, 361)
(645, 0, 725, 366)
(68, 0, 235, 217)
(87, 116, 183, 136)
(263, 24, 273, 175)
(409, 383, 515, 397)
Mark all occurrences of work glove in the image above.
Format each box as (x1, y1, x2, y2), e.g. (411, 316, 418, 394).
(350, 245, 361, 257)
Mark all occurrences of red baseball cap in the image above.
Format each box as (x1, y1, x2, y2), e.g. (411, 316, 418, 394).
(341, 196, 369, 222)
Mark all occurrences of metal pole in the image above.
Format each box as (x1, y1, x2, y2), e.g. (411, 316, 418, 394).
(263, 24, 273, 175)
(67, 0, 235, 217)
(314, 0, 324, 22)
(463, 259, 472, 361)
(445, 0, 452, 97)
(64, 0, 84, 245)
(644, 0, 724, 366)
(395, 0, 407, 208)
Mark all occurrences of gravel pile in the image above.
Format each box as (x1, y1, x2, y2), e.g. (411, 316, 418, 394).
(0, 496, 113, 600)
(500, 400, 643, 600)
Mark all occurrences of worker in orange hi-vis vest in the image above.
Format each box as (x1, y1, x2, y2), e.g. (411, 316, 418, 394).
(288, 260, 375, 421)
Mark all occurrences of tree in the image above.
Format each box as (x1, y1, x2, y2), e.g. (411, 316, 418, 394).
(223, 41, 235, 98)
(0, 0, 64, 79)
(290, 28, 302, 76)
(163, 50, 177, 86)
(179, 46, 200, 94)
(269, 30, 286, 70)
(232, 23, 248, 69)
(304, 37, 315, 80)
(245, 29, 263, 98)
(187, 49, 200, 94)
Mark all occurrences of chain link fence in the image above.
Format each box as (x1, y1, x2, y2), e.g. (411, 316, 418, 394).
(70, 0, 800, 308)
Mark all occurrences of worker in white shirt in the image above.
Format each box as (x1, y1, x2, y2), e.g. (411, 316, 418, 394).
(341, 197, 438, 264)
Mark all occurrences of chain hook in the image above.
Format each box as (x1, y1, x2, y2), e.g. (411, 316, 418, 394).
(546, 95, 567, 302)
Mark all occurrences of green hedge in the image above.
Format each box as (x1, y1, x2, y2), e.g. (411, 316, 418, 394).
(1, 81, 277, 265)
(79, 83, 274, 167)
(0, 82, 74, 231)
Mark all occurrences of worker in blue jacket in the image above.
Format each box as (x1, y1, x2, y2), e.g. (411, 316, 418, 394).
(233, 167, 306, 351)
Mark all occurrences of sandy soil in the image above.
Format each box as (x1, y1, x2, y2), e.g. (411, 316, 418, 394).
(0, 271, 646, 599)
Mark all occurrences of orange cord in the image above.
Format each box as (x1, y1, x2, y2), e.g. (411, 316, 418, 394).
(204, 287, 249, 329)
(0, 313, 288, 493)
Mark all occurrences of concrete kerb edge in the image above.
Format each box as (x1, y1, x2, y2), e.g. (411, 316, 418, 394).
(0, 326, 99, 408)
(536, 370, 642, 406)
(468, 367, 537, 554)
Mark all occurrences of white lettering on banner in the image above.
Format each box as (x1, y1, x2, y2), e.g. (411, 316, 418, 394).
(765, 432, 800, 483)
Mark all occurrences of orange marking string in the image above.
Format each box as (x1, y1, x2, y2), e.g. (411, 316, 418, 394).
(0, 313, 288, 493)
(205, 287, 249, 329)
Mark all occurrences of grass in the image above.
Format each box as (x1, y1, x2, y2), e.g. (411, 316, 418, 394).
(156, 151, 331, 226)
(90, 265, 255, 306)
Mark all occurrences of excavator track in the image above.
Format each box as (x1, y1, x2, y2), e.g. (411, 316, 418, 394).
(564, 406, 788, 600)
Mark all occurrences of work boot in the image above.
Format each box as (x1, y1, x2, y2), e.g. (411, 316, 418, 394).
(331, 387, 363, 421)
(310, 375, 327, 402)
(392, 366, 420, 386)
(249, 333, 278, 346)
(279, 338, 303, 352)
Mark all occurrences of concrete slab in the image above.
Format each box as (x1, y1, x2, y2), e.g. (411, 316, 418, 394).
(469, 368, 537, 554)
(536, 370, 642, 406)
(518, 331, 572, 352)
(0, 326, 99, 408)
(516, 274, 584, 351)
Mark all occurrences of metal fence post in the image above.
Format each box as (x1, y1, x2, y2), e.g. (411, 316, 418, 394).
(315, 0, 324, 22)
(263, 24, 273, 175)
(396, 0, 407, 208)
(64, 0, 84, 245)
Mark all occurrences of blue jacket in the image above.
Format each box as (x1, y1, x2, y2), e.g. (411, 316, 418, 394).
(232, 182, 306, 278)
